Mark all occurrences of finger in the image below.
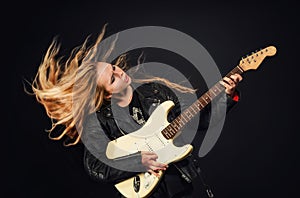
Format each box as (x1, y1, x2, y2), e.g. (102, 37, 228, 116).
(220, 80, 234, 95)
(230, 74, 242, 83)
(142, 151, 158, 160)
(219, 80, 230, 89)
(155, 162, 168, 169)
(229, 75, 238, 83)
(148, 169, 160, 177)
(149, 160, 168, 169)
(223, 76, 235, 86)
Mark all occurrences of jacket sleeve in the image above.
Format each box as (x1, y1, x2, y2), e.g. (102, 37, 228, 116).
(82, 113, 146, 184)
(83, 145, 140, 184)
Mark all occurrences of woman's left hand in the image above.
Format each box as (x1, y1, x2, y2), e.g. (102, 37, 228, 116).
(220, 73, 243, 97)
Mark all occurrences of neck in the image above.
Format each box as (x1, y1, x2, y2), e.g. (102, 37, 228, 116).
(116, 86, 133, 107)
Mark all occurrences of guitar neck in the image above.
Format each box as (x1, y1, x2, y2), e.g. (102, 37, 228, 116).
(161, 65, 244, 139)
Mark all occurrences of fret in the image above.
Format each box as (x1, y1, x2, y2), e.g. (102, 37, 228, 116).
(196, 101, 204, 109)
(179, 117, 186, 126)
(212, 87, 219, 95)
(192, 102, 200, 111)
(180, 114, 188, 123)
(227, 68, 236, 77)
(166, 127, 173, 135)
(199, 97, 207, 106)
(161, 129, 170, 139)
(164, 127, 171, 135)
(163, 128, 172, 139)
(171, 122, 180, 131)
(226, 66, 243, 78)
(185, 110, 194, 119)
(176, 116, 186, 126)
(165, 132, 171, 139)
(228, 70, 236, 76)
(190, 104, 198, 114)
(169, 125, 177, 134)
(203, 95, 210, 103)
(174, 118, 183, 128)
(164, 128, 171, 135)
(166, 126, 177, 139)
(205, 91, 213, 100)
(208, 89, 217, 97)
(215, 82, 224, 91)
(181, 112, 189, 122)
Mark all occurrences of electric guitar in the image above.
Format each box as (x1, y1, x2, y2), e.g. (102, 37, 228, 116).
(106, 46, 277, 198)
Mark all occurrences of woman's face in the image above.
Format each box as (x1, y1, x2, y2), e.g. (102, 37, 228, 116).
(96, 62, 131, 98)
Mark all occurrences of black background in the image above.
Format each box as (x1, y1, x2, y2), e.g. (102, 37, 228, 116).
(10, 0, 298, 197)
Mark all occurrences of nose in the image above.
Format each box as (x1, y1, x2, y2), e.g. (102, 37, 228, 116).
(114, 68, 123, 77)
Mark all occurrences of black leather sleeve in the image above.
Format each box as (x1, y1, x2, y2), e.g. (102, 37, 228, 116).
(81, 112, 145, 184)
(83, 146, 139, 184)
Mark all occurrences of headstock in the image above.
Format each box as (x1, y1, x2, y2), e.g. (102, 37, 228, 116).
(239, 46, 277, 71)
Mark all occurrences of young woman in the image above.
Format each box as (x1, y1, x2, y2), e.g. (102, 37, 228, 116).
(28, 24, 242, 197)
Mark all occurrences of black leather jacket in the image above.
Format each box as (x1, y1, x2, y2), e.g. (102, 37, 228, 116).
(83, 82, 238, 186)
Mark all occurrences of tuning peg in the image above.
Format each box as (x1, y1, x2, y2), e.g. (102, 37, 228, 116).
(240, 58, 245, 63)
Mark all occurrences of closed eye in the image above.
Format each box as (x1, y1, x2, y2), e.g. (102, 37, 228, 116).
(111, 65, 116, 84)
(111, 75, 115, 84)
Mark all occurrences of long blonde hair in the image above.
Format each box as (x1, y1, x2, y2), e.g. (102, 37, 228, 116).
(26, 24, 196, 146)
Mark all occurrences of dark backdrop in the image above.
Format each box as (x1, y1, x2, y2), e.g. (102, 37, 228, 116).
(10, 0, 298, 197)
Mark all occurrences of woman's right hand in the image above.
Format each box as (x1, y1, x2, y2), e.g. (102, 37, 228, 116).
(141, 151, 168, 176)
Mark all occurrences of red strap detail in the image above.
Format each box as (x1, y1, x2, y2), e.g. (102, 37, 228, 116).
(232, 92, 239, 102)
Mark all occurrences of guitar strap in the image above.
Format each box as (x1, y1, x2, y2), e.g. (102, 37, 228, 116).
(173, 156, 214, 198)
(197, 170, 214, 198)
(192, 156, 214, 198)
